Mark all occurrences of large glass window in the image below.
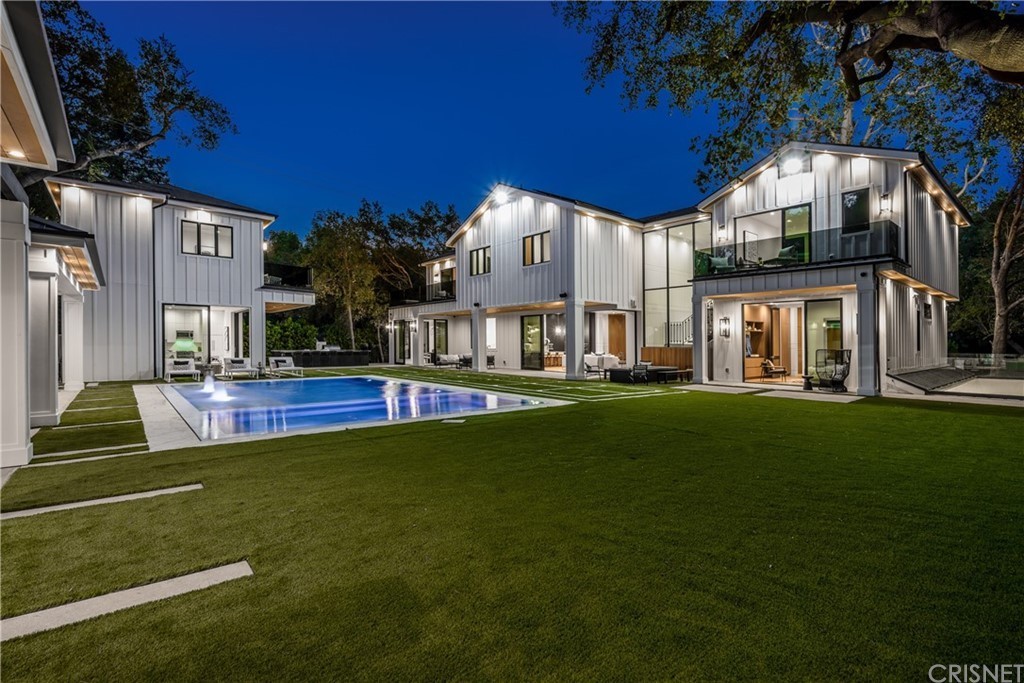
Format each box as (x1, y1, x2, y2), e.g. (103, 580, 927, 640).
(668, 288, 694, 345)
(643, 230, 667, 289)
(470, 246, 491, 275)
(644, 289, 668, 346)
(163, 304, 209, 363)
(668, 227, 693, 286)
(734, 205, 810, 265)
(182, 220, 233, 258)
(805, 299, 842, 372)
(523, 232, 551, 266)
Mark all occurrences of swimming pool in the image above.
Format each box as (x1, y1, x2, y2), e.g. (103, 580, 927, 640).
(162, 375, 545, 441)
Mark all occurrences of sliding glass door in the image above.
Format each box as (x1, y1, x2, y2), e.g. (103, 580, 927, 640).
(805, 299, 842, 373)
(521, 315, 543, 370)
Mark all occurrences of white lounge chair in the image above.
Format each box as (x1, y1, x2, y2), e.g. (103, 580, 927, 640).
(165, 358, 200, 382)
(269, 356, 304, 377)
(221, 357, 258, 379)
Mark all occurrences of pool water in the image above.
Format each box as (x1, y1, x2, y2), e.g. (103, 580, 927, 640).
(165, 376, 540, 440)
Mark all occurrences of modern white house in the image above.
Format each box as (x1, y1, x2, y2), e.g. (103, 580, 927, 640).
(389, 141, 970, 396)
(1, 0, 99, 466)
(45, 178, 316, 382)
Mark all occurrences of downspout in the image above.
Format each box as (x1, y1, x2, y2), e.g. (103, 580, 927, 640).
(152, 194, 168, 380)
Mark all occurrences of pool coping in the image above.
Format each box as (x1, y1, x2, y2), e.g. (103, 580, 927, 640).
(149, 374, 572, 450)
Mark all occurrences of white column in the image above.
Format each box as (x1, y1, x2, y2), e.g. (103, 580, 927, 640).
(856, 271, 879, 396)
(410, 316, 422, 367)
(1, 200, 33, 466)
(564, 297, 585, 380)
(62, 295, 86, 391)
(29, 247, 59, 427)
(691, 291, 705, 384)
(470, 306, 485, 371)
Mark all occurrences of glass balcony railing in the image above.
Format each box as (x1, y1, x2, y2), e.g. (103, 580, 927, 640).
(263, 261, 313, 289)
(391, 280, 457, 306)
(695, 221, 900, 277)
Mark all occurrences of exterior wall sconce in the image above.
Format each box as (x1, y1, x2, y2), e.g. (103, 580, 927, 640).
(719, 316, 731, 338)
(262, 241, 268, 252)
(879, 192, 892, 215)
(716, 224, 727, 243)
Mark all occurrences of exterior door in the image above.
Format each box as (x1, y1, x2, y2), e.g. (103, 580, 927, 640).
(521, 315, 543, 370)
(608, 314, 626, 360)
(434, 320, 448, 355)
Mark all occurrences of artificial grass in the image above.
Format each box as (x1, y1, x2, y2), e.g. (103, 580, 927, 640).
(29, 446, 149, 464)
(56, 406, 141, 427)
(1, 389, 1021, 680)
(30, 422, 147, 456)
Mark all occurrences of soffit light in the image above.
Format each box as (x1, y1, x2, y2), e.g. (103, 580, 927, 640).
(8, 149, 26, 159)
(494, 190, 509, 205)
(778, 151, 811, 178)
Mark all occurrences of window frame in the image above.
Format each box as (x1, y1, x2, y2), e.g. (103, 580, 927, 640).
(469, 246, 492, 276)
(522, 231, 551, 267)
(841, 187, 872, 234)
(181, 219, 234, 259)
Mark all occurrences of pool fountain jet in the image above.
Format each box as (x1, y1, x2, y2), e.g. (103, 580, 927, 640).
(200, 374, 216, 394)
(211, 386, 233, 402)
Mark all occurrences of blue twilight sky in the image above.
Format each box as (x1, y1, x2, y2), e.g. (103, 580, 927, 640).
(85, 1, 713, 235)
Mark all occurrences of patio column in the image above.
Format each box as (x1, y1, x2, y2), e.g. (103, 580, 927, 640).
(410, 316, 422, 367)
(28, 247, 60, 427)
(470, 307, 485, 371)
(62, 295, 86, 391)
(0, 200, 33, 466)
(565, 297, 585, 380)
(691, 290, 705, 384)
(856, 271, 879, 396)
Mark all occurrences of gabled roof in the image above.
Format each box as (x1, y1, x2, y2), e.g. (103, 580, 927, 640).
(29, 215, 104, 288)
(696, 141, 972, 227)
(445, 184, 643, 248)
(46, 177, 277, 223)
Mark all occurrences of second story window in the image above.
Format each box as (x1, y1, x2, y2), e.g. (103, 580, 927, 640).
(842, 189, 870, 233)
(523, 231, 551, 266)
(182, 220, 233, 258)
(470, 246, 491, 275)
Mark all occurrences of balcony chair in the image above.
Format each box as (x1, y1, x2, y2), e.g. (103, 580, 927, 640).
(768, 245, 801, 266)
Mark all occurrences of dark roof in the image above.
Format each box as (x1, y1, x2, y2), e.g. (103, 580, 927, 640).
(637, 205, 703, 224)
(516, 186, 640, 222)
(28, 215, 105, 286)
(29, 215, 93, 239)
(79, 179, 277, 218)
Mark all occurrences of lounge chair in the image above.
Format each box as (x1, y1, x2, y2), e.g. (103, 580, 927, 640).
(584, 361, 603, 379)
(814, 349, 852, 392)
(760, 359, 788, 381)
(164, 358, 200, 382)
(434, 354, 460, 368)
(221, 357, 258, 379)
(269, 356, 304, 377)
(458, 354, 472, 369)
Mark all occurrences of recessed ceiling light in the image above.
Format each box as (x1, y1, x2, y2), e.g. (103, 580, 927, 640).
(8, 149, 26, 159)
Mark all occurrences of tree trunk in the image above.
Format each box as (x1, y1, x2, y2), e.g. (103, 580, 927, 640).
(990, 166, 1024, 356)
(991, 286, 1008, 357)
(346, 304, 355, 351)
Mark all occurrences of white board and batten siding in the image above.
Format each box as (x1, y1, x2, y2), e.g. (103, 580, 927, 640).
(906, 177, 958, 298)
(59, 187, 155, 381)
(153, 204, 267, 367)
(457, 195, 575, 308)
(706, 151, 906, 250)
(575, 214, 642, 309)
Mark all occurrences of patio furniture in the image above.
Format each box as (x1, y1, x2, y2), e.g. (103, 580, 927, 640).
(608, 368, 633, 383)
(767, 245, 802, 265)
(630, 364, 649, 385)
(164, 358, 200, 382)
(487, 354, 496, 369)
(221, 357, 258, 379)
(584, 361, 603, 379)
(268, 356, 304, 377)
(434, 354, 460, 368)
(458, 354, 472, 369)
(814, 349, 852, 392)
(760, 359, 788, 382)
(801, 374, 814, 391)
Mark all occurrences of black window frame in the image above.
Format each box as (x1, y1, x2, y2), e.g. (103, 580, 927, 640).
(522, 231, 551, 267)
(181, 219, 234, 259)
(470, 246, 491, 276)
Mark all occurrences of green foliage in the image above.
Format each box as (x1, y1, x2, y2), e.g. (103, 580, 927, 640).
(265, 230, 305, 266)
(25, 1, 236, 198)
(265, 316, 318, 353)
(555, 2, 1020, 197)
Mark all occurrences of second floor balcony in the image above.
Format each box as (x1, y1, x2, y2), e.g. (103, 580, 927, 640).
(695, 221, 900, 278)
(264, 261, 313, 289)
(391, 280, 457, 307)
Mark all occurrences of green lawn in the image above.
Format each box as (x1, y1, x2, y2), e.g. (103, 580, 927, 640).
(2, 381, 1022, 681)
